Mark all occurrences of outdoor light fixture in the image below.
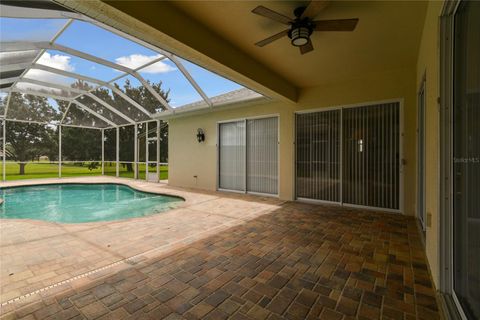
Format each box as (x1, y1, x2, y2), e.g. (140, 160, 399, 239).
(196, 128, 205, 143)
(289, 26, 311, 46)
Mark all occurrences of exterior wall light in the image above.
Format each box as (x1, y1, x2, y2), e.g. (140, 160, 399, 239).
(196, 128, 205, 143)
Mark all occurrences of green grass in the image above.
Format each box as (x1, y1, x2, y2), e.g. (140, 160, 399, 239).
(2, 161, 168, 181)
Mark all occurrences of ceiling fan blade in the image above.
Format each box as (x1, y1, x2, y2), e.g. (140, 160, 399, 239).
(300, 40, 314, 54)
(314, 18, 359, 31)
(252, 6, 293, 25)
(301, 0, 329, 19)
(255, 29, 289, 47)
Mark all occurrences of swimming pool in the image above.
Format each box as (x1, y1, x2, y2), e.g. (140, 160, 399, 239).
(0, 183, 183, 223)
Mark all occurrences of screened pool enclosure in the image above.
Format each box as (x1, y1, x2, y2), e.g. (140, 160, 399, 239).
(0, 1, 262, 181)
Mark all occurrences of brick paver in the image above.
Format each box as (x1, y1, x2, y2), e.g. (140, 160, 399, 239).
(0, 178, 440, 319)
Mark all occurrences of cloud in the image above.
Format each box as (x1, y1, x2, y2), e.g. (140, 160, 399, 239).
(115, 54, 175, 74)
(23, 52, 76, 86)
(37, 52, 75, 72)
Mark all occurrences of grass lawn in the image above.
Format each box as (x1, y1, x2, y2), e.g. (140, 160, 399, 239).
(2, 161, 168, 181)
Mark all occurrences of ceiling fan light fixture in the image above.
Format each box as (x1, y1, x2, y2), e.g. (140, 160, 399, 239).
(290, 26, 310, 47)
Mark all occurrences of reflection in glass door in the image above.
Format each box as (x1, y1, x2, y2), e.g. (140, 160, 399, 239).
(453, 1, 480, 318)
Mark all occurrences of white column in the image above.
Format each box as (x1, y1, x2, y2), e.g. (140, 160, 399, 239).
(58, 125, 62, 178)
(145, 122, 149, 180)
(156, 120, 160, 182)
(101, 129, 104, 175)
(116, 127, 119, 177)
(244, 119, 247, 193)
(134, 124, 138, 179)
(2, 120, 5, 182)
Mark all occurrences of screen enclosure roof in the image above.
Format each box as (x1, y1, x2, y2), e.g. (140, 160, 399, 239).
(0, 0, 264, 129)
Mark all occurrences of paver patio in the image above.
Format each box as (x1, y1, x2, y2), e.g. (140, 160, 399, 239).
(0, 178, 439, 319)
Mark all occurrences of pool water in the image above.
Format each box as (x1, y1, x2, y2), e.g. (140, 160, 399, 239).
(0, 184, 183, 223)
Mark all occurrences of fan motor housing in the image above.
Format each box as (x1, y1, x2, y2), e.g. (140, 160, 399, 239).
(288, 19, 314, 40)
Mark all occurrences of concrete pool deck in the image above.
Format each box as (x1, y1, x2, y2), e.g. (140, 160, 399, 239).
(0, 177, 439, 319)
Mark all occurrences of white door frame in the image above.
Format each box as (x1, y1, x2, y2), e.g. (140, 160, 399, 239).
(417, 76, 427, 230)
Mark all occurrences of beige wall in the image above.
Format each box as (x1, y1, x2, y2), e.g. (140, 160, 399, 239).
(169, 66, 417, 215)
(169, 101, 295, 199)
(416, 0, 444, 289)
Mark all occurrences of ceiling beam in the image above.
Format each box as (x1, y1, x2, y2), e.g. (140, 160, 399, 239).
(10, 88, 72, 101)
(1, 41, 174, 111)
(8, 87, 114, 130)
(0, 2, 83, 19)
(2, 117, 102, 130)
(60, 101, 73, 124)
(31, 63, 105, 85)
(86, 92, 135, 124)
(5, 19, 73, 119)
(30, 64, 154, 118)
(100, 0, 298, 102)
(0, 62, 31, 73)
(0, 77, 19, 85)
(70, 100, 117, 127)
(168, 54, 212, 107)
(19, 78, 85, 95)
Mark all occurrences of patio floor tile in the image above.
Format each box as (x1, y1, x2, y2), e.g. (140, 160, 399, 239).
(0, 177, 440, 319)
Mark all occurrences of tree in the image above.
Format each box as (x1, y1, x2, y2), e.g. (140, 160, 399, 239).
(43, 129, 59, 162)
(60, 79, 170, 172)
(5, 93, 59, 175)
(61, 127, 101, 161)
(4, 77, 170, 176)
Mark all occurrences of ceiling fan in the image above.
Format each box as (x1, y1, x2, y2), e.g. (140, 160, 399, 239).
(252, 1, 359, 54)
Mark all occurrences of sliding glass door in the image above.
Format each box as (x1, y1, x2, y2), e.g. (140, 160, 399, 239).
(218, 120, 246, 191)
(246, 117, 278, 195)
(218, 117, 278, 195)
(452, 1, 480, 318)
(296, 102, 401, 211)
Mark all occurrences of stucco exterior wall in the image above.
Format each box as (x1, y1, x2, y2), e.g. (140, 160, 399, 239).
(168, 66, 417, 214)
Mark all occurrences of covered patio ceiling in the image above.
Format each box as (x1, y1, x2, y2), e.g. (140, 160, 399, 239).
(0, 0, 264, 129)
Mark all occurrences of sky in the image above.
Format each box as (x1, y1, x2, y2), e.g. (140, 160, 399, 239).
(0, 18, 244, 108)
